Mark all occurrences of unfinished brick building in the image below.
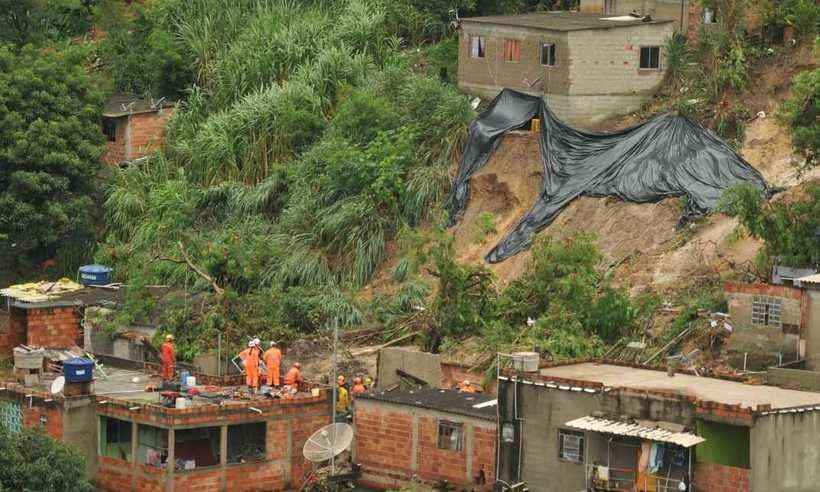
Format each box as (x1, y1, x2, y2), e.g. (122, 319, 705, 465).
(497, 360, 820, 492)
(354, 388, 497, 490)
(102, 95, 175, 165)
(457, 12, 674, 125)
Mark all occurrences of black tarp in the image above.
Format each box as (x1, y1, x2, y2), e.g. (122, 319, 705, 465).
(446, 89, 769, 263)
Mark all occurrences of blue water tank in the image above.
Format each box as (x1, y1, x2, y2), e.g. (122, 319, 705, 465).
(78, 264, 112, 286)
(64, 358, 94, 383)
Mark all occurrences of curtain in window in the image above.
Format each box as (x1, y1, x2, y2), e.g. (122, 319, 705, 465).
(504, 40, 521, 62)
(471, 36, 485, 58)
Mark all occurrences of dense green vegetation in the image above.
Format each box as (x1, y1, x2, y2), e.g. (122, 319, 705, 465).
(0, 44, 105, 279)
(0, 427, 94, 491)
(720, 183, 820, 269)
(782, 67, 819, 168)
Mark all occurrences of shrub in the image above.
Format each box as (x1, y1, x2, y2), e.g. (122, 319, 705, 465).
(781, 68, 820, 167)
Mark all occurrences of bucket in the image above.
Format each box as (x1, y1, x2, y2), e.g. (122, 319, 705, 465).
(186, 376, 196, 387)
(176, 397, 188, 409)
(179, 370, 190, 387)
(311, 388, 321, 397)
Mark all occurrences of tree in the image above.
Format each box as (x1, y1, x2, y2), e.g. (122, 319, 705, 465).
(0, 45, 105, 275)
(0, 426, 94, 492)
(782, 68, 819, 168)
(0, 0, 96, 47)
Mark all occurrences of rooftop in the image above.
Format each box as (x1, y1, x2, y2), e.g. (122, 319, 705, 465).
(1, 281, 121, 309)
(103, 94, 176, 117)
(539, 362, 820, 410)
(357, 387, 497, 420)
(461, 12, 673, 32)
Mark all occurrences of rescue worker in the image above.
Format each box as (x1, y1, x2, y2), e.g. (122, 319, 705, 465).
(351, 377, 367, 395)
(160, 334, 176, 382)
(284, 362, 303, 390)
(263, 341, 282, 387)
(335, 375, 351, 421)
(363, 375, 373, 389)
(458, 379, 477, 393)
(239, 341, 261, 391)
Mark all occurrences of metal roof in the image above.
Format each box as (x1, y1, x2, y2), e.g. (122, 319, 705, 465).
(565, 416, 705, 448)
(461, 12, 673, 32)
(356, 388, 497, 421)
(797, 273, 820, 285)
(103, 94, 176, 117)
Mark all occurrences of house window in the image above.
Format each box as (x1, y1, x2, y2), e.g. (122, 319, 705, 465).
(437, 420, 464, 452)
(604, 0, 617, 15)
(228, 422, 266, 464)
(541, 42, 556, 67)
(703, 7, 716, 24)
(470, 35, 486, 58)
(137, 424, 168, 467)
(504, 39, 521, 63)
(174, 426, 221, 470)
(100, 416, 132, 461)
(558, 429, 584, 463)
(752, 296, 782, 327)
(102, 119, 117, 142)
(639, 46, 661, 69)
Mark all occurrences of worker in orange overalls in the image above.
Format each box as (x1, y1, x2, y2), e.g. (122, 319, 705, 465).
(160, 334, 176, 381)
(263, 341, 282, 387)
(284, 362, 303, 388)
(351, 377, 367, 395)
(239, 341, 262, 391)
(458, 380, 477, 393)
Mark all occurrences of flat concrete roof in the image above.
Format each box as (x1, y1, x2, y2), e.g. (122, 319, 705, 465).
(539, 363, 820, 410)
(461, 12, 673, 32)
(358, 388, 496, 420)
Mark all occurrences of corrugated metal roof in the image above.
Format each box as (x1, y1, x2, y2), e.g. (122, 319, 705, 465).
(797, 273, 820, 285)
(565, 416, 705, 448)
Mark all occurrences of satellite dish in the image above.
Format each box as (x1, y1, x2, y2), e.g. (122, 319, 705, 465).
(51, 376, 65, 395)
(303, 423, 353, 463)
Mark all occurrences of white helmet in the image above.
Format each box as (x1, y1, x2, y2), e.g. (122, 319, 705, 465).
(247, 341, 255, 347)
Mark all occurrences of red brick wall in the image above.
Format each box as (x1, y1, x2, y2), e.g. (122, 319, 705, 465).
(128, 110, 173, 160)
(724, 282, 803, 301)
(355, 401, 496, 490)
(94, 394, 329, 491)
(102, 118, 128, 165)
(355, 405, 414, 487)
(0, 308, 27, 358)
(22, 401, 63, 439)
(96, 456, 137, 492)
(26, 307, 81, 348)
(694, 462, 750, 492)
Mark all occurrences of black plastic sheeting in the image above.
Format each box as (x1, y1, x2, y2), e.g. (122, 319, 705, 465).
(446, 89, 769, 263)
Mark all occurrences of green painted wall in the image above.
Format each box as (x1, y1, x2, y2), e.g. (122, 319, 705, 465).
(695, 420, 750, 468)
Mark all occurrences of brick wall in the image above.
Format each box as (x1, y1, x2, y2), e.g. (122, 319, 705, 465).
(22, 400, 64, 439)
(26, 307, 81, 348)
(94, 393, 330, 491)
(725, 282, 804, 332)
(102, 117, 128, 165)
(693, 462, 750, 492)
(127, 110, 173, 161)
(0, 307, 27, 358)
(355, 399, 496, 490)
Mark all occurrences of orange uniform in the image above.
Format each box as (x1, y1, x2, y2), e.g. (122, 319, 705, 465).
(351, 383, 366, 395)
(284, 366, 303, 387)
(160, 342, 176, 380)
(263, 347, 282, 386)
(241, 347, 261, 389)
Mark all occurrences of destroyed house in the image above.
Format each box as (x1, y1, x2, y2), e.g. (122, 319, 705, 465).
(354, 388, 497, 490)
(457, 12, 674, 125)
(102, 94, 175, 165)
(498, 361, 820, 492)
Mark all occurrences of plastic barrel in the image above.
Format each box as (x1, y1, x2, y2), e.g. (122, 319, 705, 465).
(64, 358, 94, 383)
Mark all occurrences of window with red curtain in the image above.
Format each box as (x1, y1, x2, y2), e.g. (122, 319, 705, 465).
(504, 39, 521, 62)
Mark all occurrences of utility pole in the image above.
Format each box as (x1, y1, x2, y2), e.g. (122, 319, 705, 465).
(330, 316, 338, 475)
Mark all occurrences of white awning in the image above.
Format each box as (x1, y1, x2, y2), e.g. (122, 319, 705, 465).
(565, 416, 705, 448)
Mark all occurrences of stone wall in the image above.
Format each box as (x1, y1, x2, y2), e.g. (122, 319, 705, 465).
(354, 399, 496, 490)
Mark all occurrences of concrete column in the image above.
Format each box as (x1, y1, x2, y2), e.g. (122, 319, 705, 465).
(131, 421, 139, 492)
(220, 426, 228, 492)
(410, 412, 419, 473)
(466, 423, 475, 482)
(166, 428, 175, 492)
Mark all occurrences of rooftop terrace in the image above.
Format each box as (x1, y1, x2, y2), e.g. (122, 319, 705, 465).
(539, 362, 820, 410)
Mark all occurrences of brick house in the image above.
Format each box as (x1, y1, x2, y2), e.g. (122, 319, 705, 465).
(102, 95, 175, 165)
(497, 360, 820, 492)
(354, 388, 497, 490)
(725, 278, 820, 370)
(457, 12, 674, 125)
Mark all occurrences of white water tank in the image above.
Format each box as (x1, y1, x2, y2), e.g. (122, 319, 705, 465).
(510, 352, 539, 372)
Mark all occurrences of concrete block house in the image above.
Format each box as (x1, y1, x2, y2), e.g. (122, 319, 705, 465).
(497, 360, 820, 492)
(354, 388, 497, 490)
(102, 95, 175, 165)
(457, 12, 674, 125)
